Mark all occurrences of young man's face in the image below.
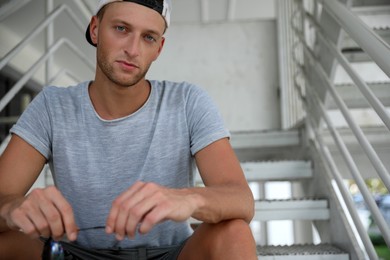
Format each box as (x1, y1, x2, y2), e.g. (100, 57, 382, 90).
(90, 2, 166, 87)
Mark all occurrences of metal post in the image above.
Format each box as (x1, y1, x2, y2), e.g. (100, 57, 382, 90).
(46, 0, 54, 85)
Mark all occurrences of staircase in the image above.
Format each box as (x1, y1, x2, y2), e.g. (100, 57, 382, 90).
(274, 0, 390, 259)
(1, 0, 390, 259)
(195, 130, 352, 259)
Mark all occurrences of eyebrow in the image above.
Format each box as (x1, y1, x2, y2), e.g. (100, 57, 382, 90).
(110, 19, 163, 37)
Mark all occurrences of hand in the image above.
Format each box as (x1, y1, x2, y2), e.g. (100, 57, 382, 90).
(106, 181, 198, 240)
(1, 186, 78, 241)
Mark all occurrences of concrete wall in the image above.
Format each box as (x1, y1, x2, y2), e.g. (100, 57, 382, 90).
(149, 20, 280, 132)
(0, 18, 281, 133)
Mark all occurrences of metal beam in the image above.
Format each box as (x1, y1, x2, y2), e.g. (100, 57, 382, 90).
(227, 0, 236, 21)
(0, 0, 31, 22)
(200, 0, 209, 23)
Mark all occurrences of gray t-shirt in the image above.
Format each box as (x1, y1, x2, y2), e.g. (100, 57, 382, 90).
(10, 80, 230, 249)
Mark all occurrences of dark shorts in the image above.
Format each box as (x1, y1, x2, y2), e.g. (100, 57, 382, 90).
(42, 238, 188, 260)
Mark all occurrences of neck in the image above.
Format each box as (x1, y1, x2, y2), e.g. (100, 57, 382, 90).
(88, 79, 151, 120)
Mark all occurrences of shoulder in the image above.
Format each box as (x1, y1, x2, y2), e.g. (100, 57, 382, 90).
(150, 80, 208, 100)
(41, 81, 88, 97)
(38, 81, 89, 106)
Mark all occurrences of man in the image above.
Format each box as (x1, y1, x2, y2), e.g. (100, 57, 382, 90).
(0, 0, 257, 259)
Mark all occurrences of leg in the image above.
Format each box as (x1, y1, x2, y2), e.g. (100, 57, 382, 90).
(0, 230, 43, 260)
(178, 219, 257, 260)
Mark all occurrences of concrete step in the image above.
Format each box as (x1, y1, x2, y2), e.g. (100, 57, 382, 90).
(254, 198, 329, 221)
(326, 81, 390, 109)
(230, 130, 305, 162)
(321, 126, 390, 179)
(342, 4, 390, 62)
(342, 28, 390, 62)
(189, 198, 329, 224)
(195, 160, 312, 184)
(257, 244, 349, 260)
(241, 160, 312, 182)
(230, 130, 300, 149)
(352, 0, 390, 7)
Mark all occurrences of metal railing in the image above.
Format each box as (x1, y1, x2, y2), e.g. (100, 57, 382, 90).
(287, 0, 390, 258)
(0, 1, 95, 149)
(0, 3, 94, 114)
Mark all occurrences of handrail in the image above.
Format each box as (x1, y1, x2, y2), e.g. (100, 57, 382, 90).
(289, 0, 390, 254)
(0, 0, 31, 22)
(320, 0, 390, 78)
(306, 117, 377, 260)
(0, 4, 86, 71)
(0, 38, 95, 113)
(303, 73, 390, 247)
(293, 26, 390, 194)
(292, 62, 378, 258)
(303, 11, 390, 131)
(48, 69, 82, 86)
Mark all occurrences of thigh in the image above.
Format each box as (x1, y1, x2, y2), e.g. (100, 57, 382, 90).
(0, 230, 43, 260)
(177, 219, 257, 260)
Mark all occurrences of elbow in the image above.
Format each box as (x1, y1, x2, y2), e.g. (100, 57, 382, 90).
(244, 187, 255, 223)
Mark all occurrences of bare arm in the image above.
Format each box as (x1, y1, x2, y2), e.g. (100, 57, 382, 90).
(190, 137, 254, 223)
(0, 135, 78, 240)
(0, 135, 45, 233)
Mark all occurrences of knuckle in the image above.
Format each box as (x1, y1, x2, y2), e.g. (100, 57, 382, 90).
(143, 214, 157, 225)
(60, 204, 73, 215)
(46, 211, 60, 223)
(145, 182, 157, 190)
(119, 203, 130, 212)
(30, 188, 43, 196)
(45, 186, 57, 193)
(129, 207, 142, 219)
(37, 222, 49, 232)
(112, 198, 122, 208)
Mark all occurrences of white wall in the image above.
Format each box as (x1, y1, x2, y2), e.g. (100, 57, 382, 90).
(149, 20, 280, 132)
(0, 13, 281, 132)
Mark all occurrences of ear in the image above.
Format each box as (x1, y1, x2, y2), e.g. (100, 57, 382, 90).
(89, 16, 99, 46)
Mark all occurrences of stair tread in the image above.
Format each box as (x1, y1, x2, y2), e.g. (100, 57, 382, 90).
(195, 160, 312, 184)
(257, 244, 348, 256)
(254, 198, 330, 221)
(230, 130, 300, 149)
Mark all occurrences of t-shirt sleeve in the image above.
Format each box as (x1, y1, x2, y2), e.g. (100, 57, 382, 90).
(186, 85, 230, 155)
(10, 89, 52, 159)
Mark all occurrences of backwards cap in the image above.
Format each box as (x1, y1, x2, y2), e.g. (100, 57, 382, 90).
(85, 0, 172, 47)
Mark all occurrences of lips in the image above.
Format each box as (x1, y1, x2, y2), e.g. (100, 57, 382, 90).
(117, 60, 139, 70)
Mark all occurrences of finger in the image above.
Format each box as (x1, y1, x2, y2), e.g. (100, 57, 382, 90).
(47, 187, 78, 241)
(15, 190, 51, 238)
(26, 206, 51, 238)
(126, 197, 160, 237)
(39, 198, 64, 240)
(106, 181, 146, 234)
(112, 183, 153, 239)
(10, 208, 40, 238)
(138, 205, 168, 235)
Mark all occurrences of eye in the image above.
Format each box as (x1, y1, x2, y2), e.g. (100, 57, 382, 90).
(115, 25, 126, 32)
(144, 34, 156, 42)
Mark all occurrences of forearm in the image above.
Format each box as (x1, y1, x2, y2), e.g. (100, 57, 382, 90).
(0, 217, 10, 232)
(0, 194, 22, 232)
(184, 184, 254, 224)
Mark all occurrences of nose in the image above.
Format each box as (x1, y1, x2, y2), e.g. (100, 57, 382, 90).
(124, 34, 141, 58)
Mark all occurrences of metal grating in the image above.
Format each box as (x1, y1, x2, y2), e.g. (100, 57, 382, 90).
(257, 244, 347, 256)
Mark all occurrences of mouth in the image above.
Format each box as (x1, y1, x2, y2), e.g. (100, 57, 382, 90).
(117, 60, 139, 71)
